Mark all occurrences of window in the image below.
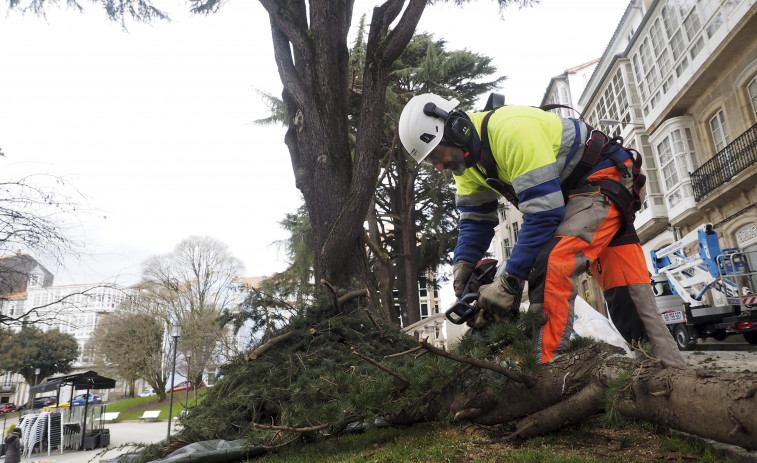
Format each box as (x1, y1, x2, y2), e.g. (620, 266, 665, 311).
(651, 19, 672, 76)
(2, 372, 11, 388)
(28, 273, 42, 287)
(709, 110, 730, 152)
(632, 54, 647, 100)
(706, 11, 724, 38)
(658, 138, 679, 189)
(512, 222, 519, 242)
(420, 303, 429, 320)
(504, 238, 512, 258)
(655, 126, 698, 211)
(748, 76, 757, 122)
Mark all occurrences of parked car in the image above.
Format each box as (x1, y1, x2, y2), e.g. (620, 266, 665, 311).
(33, 396, 57, 408)
(139, 388, 156, 397)
(70, 393, 102, 406)
(166, 381, 206, 393)
(0, 403, 17, 413)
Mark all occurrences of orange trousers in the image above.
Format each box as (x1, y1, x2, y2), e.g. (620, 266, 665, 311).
(527, 166, 686, 367)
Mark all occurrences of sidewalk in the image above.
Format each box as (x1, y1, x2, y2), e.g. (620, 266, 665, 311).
(9, 420, 171, 463)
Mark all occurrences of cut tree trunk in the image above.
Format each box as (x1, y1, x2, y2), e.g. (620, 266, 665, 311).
(438, 343, 757, 450)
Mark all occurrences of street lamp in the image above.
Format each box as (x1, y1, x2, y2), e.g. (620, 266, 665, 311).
(31, 368, 41, 410)
(185, 350, 192, 409)
(167, 324, 181, 440)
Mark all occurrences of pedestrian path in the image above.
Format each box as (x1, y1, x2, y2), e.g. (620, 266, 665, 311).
(13, 420, 168, 463)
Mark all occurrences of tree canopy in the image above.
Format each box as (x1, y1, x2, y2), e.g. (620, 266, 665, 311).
(0, 325, 79, 386)
(88, 308, 168, 399)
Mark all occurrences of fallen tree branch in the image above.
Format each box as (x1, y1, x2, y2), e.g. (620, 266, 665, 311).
(338, 288, 371, 305)
(352, 348, 410, 384)
(245, 332, 295, 361)
(419, 338, 534, 386)
(507, 381, 605, 439)
(320, 279, 340, 314)
(384, 346, 423, 359)
(365, 309, 384, 333)
(252, 422, 329, 433)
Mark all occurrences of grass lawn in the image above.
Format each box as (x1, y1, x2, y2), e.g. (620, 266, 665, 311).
(102, 388, 208, 421)
(250, 420, 728, 463)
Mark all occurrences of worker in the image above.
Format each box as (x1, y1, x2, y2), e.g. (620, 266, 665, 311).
(398, 92, 686, 368)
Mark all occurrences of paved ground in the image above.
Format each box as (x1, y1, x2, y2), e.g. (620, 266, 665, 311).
(6, 421, 170, 463)
(681, 336, 757, 372)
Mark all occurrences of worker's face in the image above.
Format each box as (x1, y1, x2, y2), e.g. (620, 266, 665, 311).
(426, 144, 467, 176)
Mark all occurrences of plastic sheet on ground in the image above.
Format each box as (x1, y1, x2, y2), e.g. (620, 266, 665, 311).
(101, 439, 267, 463)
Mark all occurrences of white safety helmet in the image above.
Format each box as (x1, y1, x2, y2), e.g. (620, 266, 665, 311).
(398, 93, 460, 163)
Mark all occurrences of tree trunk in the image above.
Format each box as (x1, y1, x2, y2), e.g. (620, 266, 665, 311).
(399, 164, 421, 325)
(261, 0, 426, 292)
(366, 198, 397, 323)
(439, 343, 757, 450)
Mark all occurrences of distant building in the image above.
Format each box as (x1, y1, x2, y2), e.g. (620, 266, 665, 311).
(523, 0, 757, 312)
(0, 270, 130, 406)
(0, 253, 54, 296)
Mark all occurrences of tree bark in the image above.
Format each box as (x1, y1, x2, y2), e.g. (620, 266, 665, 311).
(437, 343, 757, 450)
(261, 0, 427, 292)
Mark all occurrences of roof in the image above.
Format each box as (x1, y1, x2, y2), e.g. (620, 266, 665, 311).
(29, 370, 117, 395)
(234, 276, 265, 289)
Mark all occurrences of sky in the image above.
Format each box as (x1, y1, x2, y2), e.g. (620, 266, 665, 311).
(0, 0, 631, 299)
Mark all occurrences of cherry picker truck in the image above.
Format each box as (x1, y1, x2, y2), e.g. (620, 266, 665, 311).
(650, 223, 757, 350)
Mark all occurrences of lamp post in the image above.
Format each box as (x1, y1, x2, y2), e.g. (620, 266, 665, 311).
(185, 350, 192, 409)
(31, 368, 40, 410)
(167, 324, 181, 440)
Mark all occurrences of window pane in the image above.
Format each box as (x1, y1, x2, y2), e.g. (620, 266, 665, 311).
(709, 110, 730, 151)
(748, 77, 757, 122)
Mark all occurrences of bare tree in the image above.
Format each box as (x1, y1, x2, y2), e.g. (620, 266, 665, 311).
(0, 174, 79, 271)
(139, 236, 244, 384)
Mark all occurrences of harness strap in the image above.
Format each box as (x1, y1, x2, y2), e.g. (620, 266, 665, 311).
(562, 127, 607, 197)
(479, 109, 519, 207)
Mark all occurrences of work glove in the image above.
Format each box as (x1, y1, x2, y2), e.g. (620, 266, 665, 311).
(453, 260, 476, 298)
(473, 273, 524, 327)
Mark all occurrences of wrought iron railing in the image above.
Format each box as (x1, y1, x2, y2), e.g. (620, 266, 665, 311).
(691, 123, 757, 201)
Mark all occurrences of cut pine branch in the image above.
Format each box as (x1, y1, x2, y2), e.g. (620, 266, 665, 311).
(245, 331, 295, 361)
(419, 338, 534, 386)
(351, 347, 410, 384)
(252, 422, 329, 433)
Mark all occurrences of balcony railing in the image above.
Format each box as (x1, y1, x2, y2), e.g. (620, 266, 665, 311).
(691, 123, 757, 201)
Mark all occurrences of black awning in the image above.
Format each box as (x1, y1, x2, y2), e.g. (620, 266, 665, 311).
(29, 370, 117, 395)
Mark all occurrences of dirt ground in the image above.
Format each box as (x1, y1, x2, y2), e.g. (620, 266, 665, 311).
(459, 419, 722, 463)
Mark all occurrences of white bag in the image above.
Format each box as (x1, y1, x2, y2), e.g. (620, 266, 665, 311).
(571, 297, 633, 356)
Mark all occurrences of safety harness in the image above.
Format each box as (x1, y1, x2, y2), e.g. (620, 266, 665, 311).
(473, 105, 646, 231)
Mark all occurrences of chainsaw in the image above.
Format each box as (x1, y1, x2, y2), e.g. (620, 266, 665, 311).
(445, 259, 499, 325)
